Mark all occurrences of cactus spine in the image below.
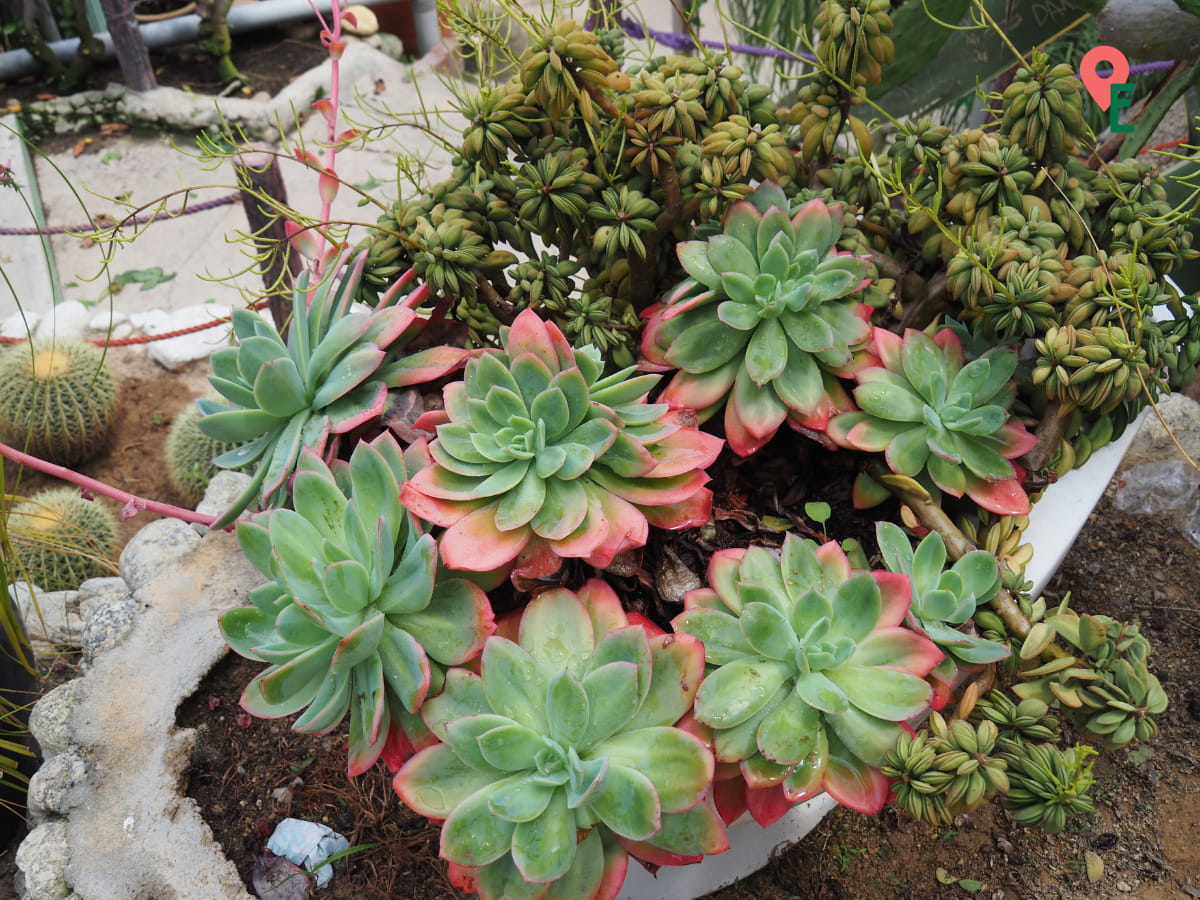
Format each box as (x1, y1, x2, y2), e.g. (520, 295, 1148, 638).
(7, 488, 119, 591)
(0, 340, 120, 465)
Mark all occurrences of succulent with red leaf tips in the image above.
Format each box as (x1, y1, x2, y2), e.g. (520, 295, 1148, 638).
(220, 434, 493, 776)
(394, 580, 727, 900)
(401, 308, 722, 582)
(672, 534, 942, 824)
(641, 183, 873, 456)
(198, 251, 467, 528)
(828, 327, 1038, 516)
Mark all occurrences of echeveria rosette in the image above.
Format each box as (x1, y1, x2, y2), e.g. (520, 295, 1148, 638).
(640, 183, 874, 456)
(401, 308, 722, 582)
(198, 251, 469, 528)
(672, 534, 942, 825)
(220, 434, 494, 776)
(394, 581, 728, 900)
(876, 522, 1009, 710)
(828, 328, 1038, 516)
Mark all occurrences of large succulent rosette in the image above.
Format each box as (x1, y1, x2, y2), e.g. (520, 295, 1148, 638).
(394, 581, 727, 900)
(672, 534, 942, 825)
(402, 309, 722, 581)
(642, 183, 874, 456)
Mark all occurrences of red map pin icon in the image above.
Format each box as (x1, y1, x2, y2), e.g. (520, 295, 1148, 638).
(1079, 46, 1130, 110)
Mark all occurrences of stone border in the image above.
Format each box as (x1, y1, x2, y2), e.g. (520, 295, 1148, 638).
(16, 472, 258, 900)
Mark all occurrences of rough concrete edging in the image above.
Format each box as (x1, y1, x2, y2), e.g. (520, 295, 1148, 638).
(16, 474, 260, 900)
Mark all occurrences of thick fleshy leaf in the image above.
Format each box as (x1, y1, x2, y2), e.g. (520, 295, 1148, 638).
(665, 316, 752, 374)
(580, 661, 639, 749)
(546, 670, 590, 748)
(518, 589, 594, 674)
(694, 657, 793, 728)
(740, 602, 799, 661)
(393, 744, 500, 817)
(441, 503, 530, 572)
(591, 727, 712, 813)
(822, 731, 890, 814)
(826, 664, 932, 721)
(440, 779, 521, 867)
(330, 611, 385, 673)
(829, 574, 882, 642)
(755, 689, 822, 766)
(293, 668, 353, 734)
(965, 475, 1031, 516)
(482, 638, 548, 732)
(744, 319, 789, 386)
(855, 377, 924, 422)
(793, 671, 849, 714)
(219, 607, 278, 660)
(781, 724, 828, 804)
(377, 625, 432, 712)
(477, 722, 550, 771)
(670, 607, 754, 666)
(253, 356, 310, 418)
(512, 788, 576, 883)
(241, 638, 336, 717)
(588, 764, 661, 840)
(198, 407, 280, 443)
(402, 577, 493, 665)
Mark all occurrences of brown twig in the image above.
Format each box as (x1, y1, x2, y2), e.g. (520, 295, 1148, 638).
(474, 273, 516, 325)
(1020, 399, 1067, 473)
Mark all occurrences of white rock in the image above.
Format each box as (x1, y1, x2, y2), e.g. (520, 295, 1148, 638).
(27, 749, 91, 822)
(16, 821, 71, 900)
(119, 518, 202, 591)
(86, 309, 133, 341)
(145, 303, 234, 371)
(1, 310, 39, 339)
(128, 309, 170, 334)
(16, 588, 84, 647)
(29, 679, 85, 759)
(76, 577, 131, 624)
(34, 301, 91, 341)
(192, 470, 253, 536)
(1122, 394, 1200, 470)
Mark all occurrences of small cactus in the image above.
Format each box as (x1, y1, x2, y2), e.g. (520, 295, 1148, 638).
(0, 340, 120, 466)
(7, 487, 119, 591)
(165, 396, 244, 508)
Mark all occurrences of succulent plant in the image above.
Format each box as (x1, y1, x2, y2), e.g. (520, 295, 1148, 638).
(829, 327, 1037, 516)
(7, 487, 118, 591)
(401, 308, 721, 582)
(394, 580, 727, 900)
(1000, 742, 1096, 834)
(642, 183, 873, 456)
(997, 51, 1088, 162)
(672, 534, 942, 822)
(198, 251, 467, 528)
(1014, 607, 1167, 749)
(220, 435, 493, 775)
(883, 712, 1008, 825)
(876, 522, 1008, 705)
(165, 395, 247, 507)
(0, 339, 119, 466)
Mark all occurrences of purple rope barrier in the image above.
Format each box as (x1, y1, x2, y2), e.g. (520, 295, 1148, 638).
(617, 14, 816, 63)
(615, 15, 1175, 76)
(0, 191, 240, 237)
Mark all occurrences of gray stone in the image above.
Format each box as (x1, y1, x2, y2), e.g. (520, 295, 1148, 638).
(29, 680, 84, 759)
(16, 821, 71, 900)
(76, 578, 131, 624)
(16, 589, 84, 648)
(119, 518, 202, 591)
(28, 750, 91, 822)
(80, 598, 138, 664)
(1121, 394, 1200, 470)
(193, 471, 253, 536)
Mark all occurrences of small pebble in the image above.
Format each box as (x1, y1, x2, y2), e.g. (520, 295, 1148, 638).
(1117, 881, 1133, 892)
